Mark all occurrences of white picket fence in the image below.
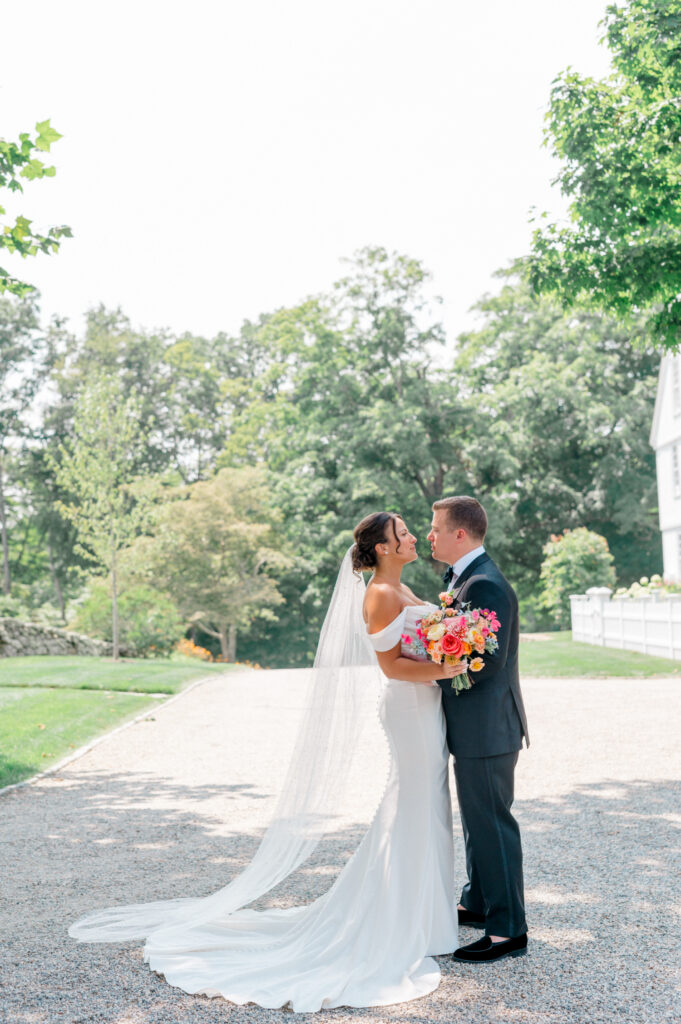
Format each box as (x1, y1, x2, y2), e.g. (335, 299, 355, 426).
(570, 588, 681, 660)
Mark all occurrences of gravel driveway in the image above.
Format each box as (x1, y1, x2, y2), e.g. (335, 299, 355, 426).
(1, 669, 680, 1024)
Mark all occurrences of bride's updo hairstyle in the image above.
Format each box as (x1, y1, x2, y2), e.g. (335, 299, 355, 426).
(351, 511, 401, 574)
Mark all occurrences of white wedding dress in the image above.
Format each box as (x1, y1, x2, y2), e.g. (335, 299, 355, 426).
(70, 600, 458, 1012)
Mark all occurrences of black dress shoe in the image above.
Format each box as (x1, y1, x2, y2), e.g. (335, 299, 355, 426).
(453, 933, 528, 963)
(457, 907, 486, 928)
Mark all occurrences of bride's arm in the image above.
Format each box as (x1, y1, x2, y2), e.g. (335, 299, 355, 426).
(364, 584, 463, 684)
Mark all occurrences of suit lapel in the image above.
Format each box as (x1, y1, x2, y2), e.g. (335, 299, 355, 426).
(449, 552, 492, 606)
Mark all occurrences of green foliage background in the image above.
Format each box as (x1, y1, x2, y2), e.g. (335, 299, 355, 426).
(4, 7, 676, 665)
(0, 247, 663, 666)
(530, 0, 681, 349)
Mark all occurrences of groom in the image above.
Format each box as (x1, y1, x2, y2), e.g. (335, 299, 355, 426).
(427, 495, 529, 963)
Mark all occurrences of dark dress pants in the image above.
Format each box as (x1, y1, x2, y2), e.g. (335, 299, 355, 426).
(453, 751, 527, 937)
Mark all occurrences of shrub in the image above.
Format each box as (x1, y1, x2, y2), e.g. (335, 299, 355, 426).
(614, 574, 681, 598)
(540, 528, 616, 629)
(0, 590, 65, 627)
(0, 592, 32, 620)
(71, 580, 183, 657)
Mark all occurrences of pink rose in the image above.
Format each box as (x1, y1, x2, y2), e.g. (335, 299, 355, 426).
(441, 633, 464, 657)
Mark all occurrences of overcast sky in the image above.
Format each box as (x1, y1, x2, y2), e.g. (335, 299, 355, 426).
(2, 0, 612, 347)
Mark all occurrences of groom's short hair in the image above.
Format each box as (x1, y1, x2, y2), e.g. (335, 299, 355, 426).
(432, 496, 487, 540)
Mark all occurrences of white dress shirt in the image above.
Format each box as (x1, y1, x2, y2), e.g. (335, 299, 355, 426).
(447, 545, 486, 592)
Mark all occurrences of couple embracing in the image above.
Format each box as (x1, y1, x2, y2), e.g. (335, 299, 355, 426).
(70, 495, 529, 1012)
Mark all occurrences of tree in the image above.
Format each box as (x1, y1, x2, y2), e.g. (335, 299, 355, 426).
(0, 293, 45, 595)
(158, 333, 230, 482)
(131, 467, 290, 661)
(0, 121, 71, 297)
(6, 315, 101, 621)
(70, 580, 183, 657)
(540, 528, 617, 628)
(51, 376, 148, 659)
(452, 269, 661, 621)
(47, 307, 232, 482)
(13, 442, 85, 622)
(529, 0, 681, 349)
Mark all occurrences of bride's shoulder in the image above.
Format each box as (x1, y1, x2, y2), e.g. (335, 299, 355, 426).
(400, 583, 425, 603)
(363, 582, 403, 632)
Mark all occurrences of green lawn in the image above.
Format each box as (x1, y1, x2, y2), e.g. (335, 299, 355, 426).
(0, 654, 233, 694)
(0, 655, 242, 789)
(0, 686, 160, 789)
(519, 632, 681, 677)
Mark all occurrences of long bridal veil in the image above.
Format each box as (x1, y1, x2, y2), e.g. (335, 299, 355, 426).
(69, 547, 387, 949)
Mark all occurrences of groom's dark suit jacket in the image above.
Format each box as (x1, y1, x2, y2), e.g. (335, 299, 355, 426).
(438, 552, 529, 758)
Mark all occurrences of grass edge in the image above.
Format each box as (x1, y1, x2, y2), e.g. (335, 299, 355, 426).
(0, 670, 238, 798)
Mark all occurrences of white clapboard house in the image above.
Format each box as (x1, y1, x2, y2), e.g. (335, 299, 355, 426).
(650, 352, 681, 582)
(570, 353, 681, 658)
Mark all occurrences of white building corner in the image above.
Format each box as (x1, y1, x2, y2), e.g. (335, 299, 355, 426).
(649, 352, 681, 582)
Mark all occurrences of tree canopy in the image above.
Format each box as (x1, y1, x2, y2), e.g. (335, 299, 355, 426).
(0, 121, 71, 297)
(529, 0, 681, 350)
(1, 249, 663, 664)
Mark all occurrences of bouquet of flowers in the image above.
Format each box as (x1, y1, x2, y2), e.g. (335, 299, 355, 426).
(402, 593, 501, 693)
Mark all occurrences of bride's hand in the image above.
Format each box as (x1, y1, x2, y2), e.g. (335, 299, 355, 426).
(438, 660, 467, 679)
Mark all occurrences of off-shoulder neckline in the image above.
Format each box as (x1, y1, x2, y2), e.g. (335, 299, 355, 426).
(366, 602, 435, 638)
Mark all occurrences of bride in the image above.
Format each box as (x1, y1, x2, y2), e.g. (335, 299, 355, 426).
(69, 511, 464, 1011)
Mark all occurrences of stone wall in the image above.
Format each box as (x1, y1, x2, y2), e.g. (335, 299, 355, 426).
(0, 618, 128, 658)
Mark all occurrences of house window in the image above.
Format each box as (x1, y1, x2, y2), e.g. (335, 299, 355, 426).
(674, 359, 681, 416)
(675, 445, 681, 499)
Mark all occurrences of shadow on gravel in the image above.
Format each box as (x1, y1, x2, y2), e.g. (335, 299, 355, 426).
(437, 777, 681, 1024)
(3, 774, 680, 1024)
(7, 767, 369, 910)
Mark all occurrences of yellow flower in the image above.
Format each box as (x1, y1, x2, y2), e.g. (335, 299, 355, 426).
(469, 657, 485, 672)
(462, 641, 473, 656)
